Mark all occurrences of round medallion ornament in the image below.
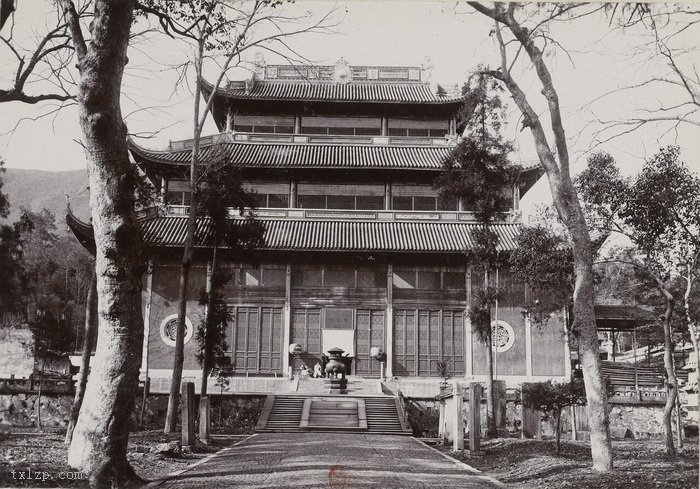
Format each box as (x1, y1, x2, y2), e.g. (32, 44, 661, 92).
(491, 320, 515, 353)
(159, 314, 193, 347)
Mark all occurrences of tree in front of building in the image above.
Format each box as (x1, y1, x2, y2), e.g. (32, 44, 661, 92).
(510, 224, 575, 330)
(56, 1, 147, 485)
(194, 160, 264, 398)
(438, 72, 518, 437)
(576, 146, 700, 456)
(136, 0, 335, 434)
(467, 2, 613, 471)
(522, 379, 587, 454)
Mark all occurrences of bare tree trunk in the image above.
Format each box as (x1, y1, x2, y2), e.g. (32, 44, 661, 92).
(65, 272, 97, 445)
(62, 1, 145, 486)
(485, 332, 496, 437)
(164, 38, 205, 434)
(200, 241, 218, 398)
(555, 408, 562, 454)
(675, 390, 683, 448)
(659, 290, 678, 456)
(649, 271, 679, 456)
(36, 357, 45, 429)
(467, 2, 613, 471)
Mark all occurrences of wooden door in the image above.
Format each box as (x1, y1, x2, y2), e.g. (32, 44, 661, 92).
(354, 309, 385, 377)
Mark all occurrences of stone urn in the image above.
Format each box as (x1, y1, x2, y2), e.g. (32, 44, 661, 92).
(325, 347, 347, 379)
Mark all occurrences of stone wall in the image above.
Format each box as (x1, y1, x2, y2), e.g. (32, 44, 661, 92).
(0, 393, 72, 428)
(406, 395, 671, 440)
(131, 394, 265, 432)
(0, 392, 264, 433)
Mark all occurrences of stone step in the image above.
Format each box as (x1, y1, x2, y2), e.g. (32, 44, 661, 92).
(257, 395, 411, 435)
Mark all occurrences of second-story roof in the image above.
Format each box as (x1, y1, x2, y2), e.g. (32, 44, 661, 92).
(129, 136, 455, 171)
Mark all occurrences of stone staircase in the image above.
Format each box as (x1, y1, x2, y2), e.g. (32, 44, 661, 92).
(256, 394, 412, 435)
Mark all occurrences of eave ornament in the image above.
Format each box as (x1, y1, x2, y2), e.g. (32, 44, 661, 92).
(333, 57, 352, 84)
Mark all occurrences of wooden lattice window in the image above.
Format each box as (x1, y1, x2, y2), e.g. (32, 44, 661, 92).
(229, 306, 283, 374)
(393, 309, 465, 377)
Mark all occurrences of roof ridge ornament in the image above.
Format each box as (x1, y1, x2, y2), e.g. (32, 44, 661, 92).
(333, 57, 352, 84)
(253, 52, 266, 80)
(421, 56, 433, 83)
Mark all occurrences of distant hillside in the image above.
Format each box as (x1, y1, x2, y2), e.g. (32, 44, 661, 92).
(1, 168, 90, 234)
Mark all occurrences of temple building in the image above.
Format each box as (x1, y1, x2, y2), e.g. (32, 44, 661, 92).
(68, 58, 567, 397)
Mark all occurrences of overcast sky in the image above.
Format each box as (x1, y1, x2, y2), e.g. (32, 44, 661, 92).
(1, 1, 698, 213)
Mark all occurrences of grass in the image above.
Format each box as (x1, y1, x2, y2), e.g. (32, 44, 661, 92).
(439, 437, 698, 489)
(0, 427, 235, 487)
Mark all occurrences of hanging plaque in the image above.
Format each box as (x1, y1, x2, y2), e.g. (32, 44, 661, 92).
(325, 308, 354, 330)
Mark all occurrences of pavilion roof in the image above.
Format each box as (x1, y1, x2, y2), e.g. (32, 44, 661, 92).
(201, 79, 464, 105)
(595, 304, 656, 331)
(67, 211, 523, 253)
(129, 138, 542, 174)
(130, 138, 453, 170)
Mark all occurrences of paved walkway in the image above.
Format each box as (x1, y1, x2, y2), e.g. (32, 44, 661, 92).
(151, 433, 502, 488)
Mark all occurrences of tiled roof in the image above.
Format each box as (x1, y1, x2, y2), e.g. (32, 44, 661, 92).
(595, 305, 656, 322)
(130, 140, 453, 170)
(202, 79, 463, 104)
(140, 216, 521, 252)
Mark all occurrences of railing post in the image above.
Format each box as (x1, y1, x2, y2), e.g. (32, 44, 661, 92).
(182, 382, 195, 449)
(469, 383, 482, 453)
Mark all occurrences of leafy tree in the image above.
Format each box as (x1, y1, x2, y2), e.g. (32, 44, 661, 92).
(522, 379, 587, 454)
(0, 160, 25, 314)
(28, 309, 75, 428)
(136, 0, 335, 434)
(468, 2, 615, 470)
(194, 161, 264, 398)
(510, 225, 575, 329)
(14, 208, 93, 322)
(577, 146, 700, 456)
(438, 72, 518, 437)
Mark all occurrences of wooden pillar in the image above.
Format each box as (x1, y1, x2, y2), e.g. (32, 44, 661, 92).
(385, 264, 394, 377)
(525, 313, 533, 377)
(465, 266, 473, 378)
(141, 260, 153, 376)
(469, 383, 481, 452)
(381, 114, 388, 136)
(182, 382, 195, 448)
(294, 115, 301, 134)
(384, 180, 392, 210)
(438, 400, 446, 442)
(453, 381, 464, 451)
(633, 326, 641, 401)
(198, 396, 211, 444)
(289, 179, 297, 208)
(282, 264, 292, 376)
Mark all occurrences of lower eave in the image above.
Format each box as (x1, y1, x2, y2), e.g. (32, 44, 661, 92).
(67, 210, 522, 256)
